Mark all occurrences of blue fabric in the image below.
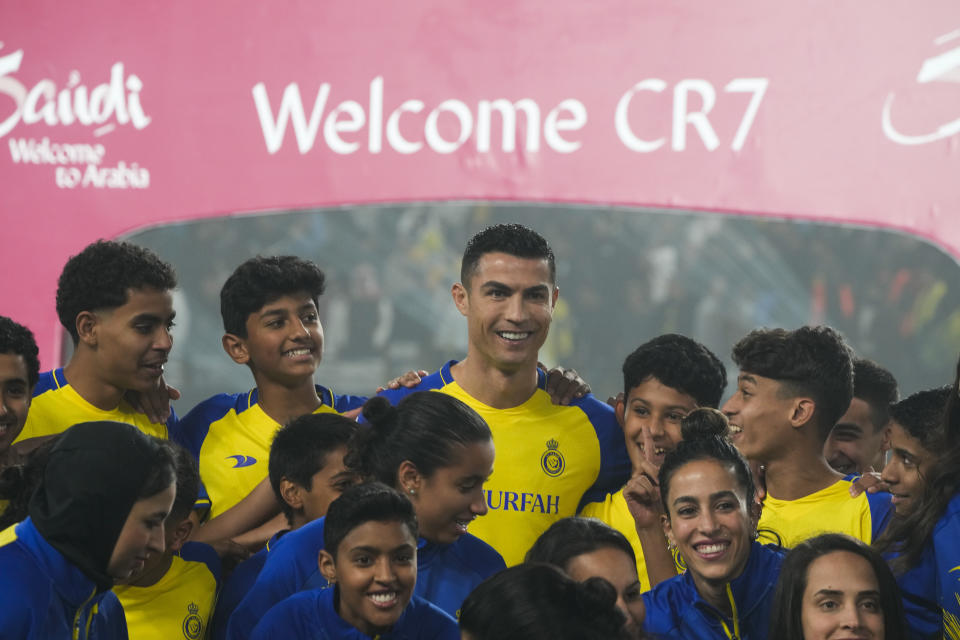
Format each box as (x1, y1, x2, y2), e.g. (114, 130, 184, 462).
(641, 541, 784, 639)
(211, 531, 287, 640)
(0, 518, 128, 639)
(250, 587, 458, 639)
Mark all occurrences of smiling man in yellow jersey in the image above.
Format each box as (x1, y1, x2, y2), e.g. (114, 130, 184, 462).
(379, 224, 630, 565)
(722, 326, 893, 548)
(16, 241, 178, 447)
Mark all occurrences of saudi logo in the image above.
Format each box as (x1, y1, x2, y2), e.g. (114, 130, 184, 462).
(540, 439, 565, 477)
(182, 602, 202, 640)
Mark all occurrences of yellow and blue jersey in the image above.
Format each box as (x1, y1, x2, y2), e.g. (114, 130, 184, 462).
(176, 386, 365, 519)
(113, 541, 221, 640)
(378, 361, 631, 566)
(757, 476, 893, 549)
(17, 368, 171, 443)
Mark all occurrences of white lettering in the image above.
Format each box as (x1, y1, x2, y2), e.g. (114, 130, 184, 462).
(323, 100, 365, 154)
(424, 99, 472, 154)
(544, 98, 586, 153)
(476, 99, 540, 153)
(614, 79, 667, 152)
(725, 78, 768, 151)
(368, 76, 383, 153)
(672, 79, 719, 151)
(252, 82, 329, 154)
(385, 99, 424, 154)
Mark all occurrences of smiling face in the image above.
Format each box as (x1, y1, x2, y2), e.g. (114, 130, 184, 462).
(824, 398, 886, 475)
(566, 547, 644, 636)
(663, 459, 754, 594)
(722, 372, 795, 463)
(91, 287, 176, 393)
(0, 353, 30, 453)
(227, 292, 323, 386)
(107, 483, 175, 580)
(620, 377, 699, 470)
(407, 440, 495, 544)
(880, 422, 934, 515)
(320, 520, 417, 636)
(452, 252, 558, 373)
(801, 551, 884, 640)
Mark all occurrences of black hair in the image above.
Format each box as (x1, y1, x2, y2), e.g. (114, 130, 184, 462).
(875, 355, 960, 570)
(622, 334, 726, 407)
(658, 408, 756, 516)
(0, 436, 59, 530)
(851, 358, 899, 433)
(0, 315, 40, 390)
(136, 436, 178, 501)
(888, 386, 950, 452)
(525, 517, 638, 572)
(269, 413, 359, 524)
(460, 223, 556, 287)
(219, 255, 326, 337)
(322, 482, 417, 557)
(731, 325, 853, 441)
(345, 393, 491, 486)
(165, 441, 199, 523)
(459, 563, 630, 640)
(770, 533, 908, 640)
(56, 240, 176, 344)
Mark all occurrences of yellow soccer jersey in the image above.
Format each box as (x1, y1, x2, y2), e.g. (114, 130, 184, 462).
(113, 542, 220, 640)
(580, 489, 653, 591)
(17, 369, 168, 443)
(380, 361, 630, 566)
(176, 386, 365, 519)
(757, 477, 894, 549)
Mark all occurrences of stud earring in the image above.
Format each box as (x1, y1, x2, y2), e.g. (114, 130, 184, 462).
(408, 488, 416, 495)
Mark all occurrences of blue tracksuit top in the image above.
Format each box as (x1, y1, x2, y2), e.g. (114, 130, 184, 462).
(250, 586, 458, 640)
(0, 517, 128, 639)
(227, 516, 504, 640)
(642, 541, 784, 640)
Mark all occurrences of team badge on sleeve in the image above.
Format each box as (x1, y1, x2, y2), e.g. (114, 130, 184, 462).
(182, 602, 203, 639)
(540, 439, 565, 477)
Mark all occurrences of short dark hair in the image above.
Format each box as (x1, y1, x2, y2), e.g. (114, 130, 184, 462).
(0, 316, 40, 390)
(323, 482, 417, 557)
(770, 534, 908, 640)
(852, 358, 899, 433)
(459, 563, 630, 640)
(889, 386, 950, 452)
(56, 240, 176, 344)
(732, 325, 853, 441)
(220, 255, 326, 337)
(269, 413, 359, 524)
(460, 224, 556, 286)
(165, 441, 200, 523)
(525, 517, 637, 572)
(346, 392, 491, 485)
(622, 334, 726, 407)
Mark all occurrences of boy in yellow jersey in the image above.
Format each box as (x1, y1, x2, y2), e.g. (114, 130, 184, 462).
(0, 316, 40, 471)
(721, 325, 893, 548)
(580, 334, 726, 590)
(16, 240, 178, 446)
(380, 224, 631, 566)
(114, 442, 220, 640)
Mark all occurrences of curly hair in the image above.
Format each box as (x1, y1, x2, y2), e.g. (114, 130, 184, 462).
(622, 334, 727, 407)
(56, 240, 176, 344)
(461, 224, 556, 286)
(220, 255, 326, 337)
(852, 358, 899, 432)
(0, 315, 40, 389)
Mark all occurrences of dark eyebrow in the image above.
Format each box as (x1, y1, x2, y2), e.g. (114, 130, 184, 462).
(132, 312, 174, 324)
(672, 490, 738, 508)
(833, 422, 864, 434)
(814, 589, 843, 598)
(739, 374, 758, 386)
(523, 284, 550, 294)
(258, 308, 289, 319)
(480, 280, 513, 290)
(893, 446, 918, 460)
(151, 510, 170, 520)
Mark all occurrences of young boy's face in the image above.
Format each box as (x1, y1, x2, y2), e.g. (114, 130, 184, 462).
(722, 372, 795, 463)
(0, 352, 31, 453)
(238, 292, 323, 384)
(823, 397, 886, 475)
(323, 520, 417, 636)
(301, 446, 356, 522)
(618, 376, 698, 469)
(881, 422, 934, 515)
(94, 287, 175, 393)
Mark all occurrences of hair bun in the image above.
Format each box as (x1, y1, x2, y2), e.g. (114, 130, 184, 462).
(680, 407, 729, 441)
(574, 576, 618, 615)
(361, 396, 397, 429)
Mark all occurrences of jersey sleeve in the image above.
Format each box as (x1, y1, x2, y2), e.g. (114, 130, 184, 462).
(248, 592, 317, 640)
(174, 394, 236, 460)
(865, 489, 895, 543)
(933, 500, 960, 636)
(573, 395, 630, 508)
(181, 541, 223, 587)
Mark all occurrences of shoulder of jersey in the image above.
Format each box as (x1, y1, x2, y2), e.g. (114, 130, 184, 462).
(377, 367, 448, 403)
(31, 370, 60, 397)
(447, 532, 506, 574)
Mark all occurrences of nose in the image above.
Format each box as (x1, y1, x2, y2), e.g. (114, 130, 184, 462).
(472, 490, 488, 517)
(374, 556, 397, 583)
(504, 294, 528, 324)
(721, 395, 738, 418)
(880, 462, 899, 486)
(149, 525, 166, 555)
(648, 415, 666, 440)
(696, 509, 720, 534)
(154, 326, 173, 352)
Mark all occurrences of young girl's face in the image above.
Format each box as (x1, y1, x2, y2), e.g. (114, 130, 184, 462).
(108, 483, 175, 580)
(321, 520, 417, 636)
(880, 423, 934, 516)
(800, 551, 884, 640)
(566, 547, 644, 636)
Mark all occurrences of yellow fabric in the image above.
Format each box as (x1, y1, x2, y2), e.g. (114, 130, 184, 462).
(437, 382, 603, 566)
(758, 478, 874, 549)
(580, 489, 653, 592)
(113, 554, 217, 640)
(0, 523, 18, 547)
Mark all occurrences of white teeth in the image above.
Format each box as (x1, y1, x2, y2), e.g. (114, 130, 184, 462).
(697, 543, 728, 555)
(369, 592, 397, 604)
(285, 348, 311, 356)
(654, 447, 665, 455)
(498, 331, 530, 340)
(728, 425, 742, 434)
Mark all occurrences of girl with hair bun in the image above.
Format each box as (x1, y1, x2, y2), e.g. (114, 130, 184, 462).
(229, 391, 505, 639)
(639, 408, 785, 639)
(459, 563, 632, 640)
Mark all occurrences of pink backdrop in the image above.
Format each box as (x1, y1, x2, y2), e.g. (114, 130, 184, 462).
(2, 1, 960, 366)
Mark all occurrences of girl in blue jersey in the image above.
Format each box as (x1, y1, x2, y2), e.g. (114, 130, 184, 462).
(770, 533, 908, 640)
(227, 392, 505, 639)
(639, 408, 784, 639)
(250, 482, 458, 639)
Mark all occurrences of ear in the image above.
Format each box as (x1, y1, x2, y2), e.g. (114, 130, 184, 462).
(451, 282, 469, 317)
(397, 460, 422, 497)
(789, 398, 816, 430)
(615, 396, 626, 428)
(168, 517, 195, 553)
(661, 514, 675, 547)
(318, 549, 337, 583)
(550, 285, 559, 309)
(280, 478, 304, 511)
(221, 333, 250, 365)
(75, 311, 99, 347)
